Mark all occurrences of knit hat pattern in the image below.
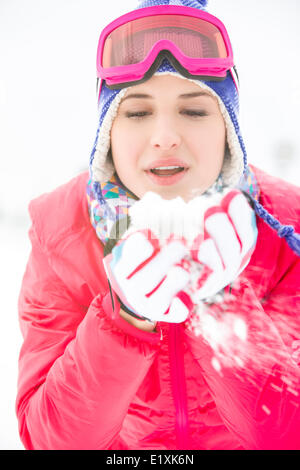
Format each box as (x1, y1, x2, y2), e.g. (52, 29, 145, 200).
(137, 0, 208, 9)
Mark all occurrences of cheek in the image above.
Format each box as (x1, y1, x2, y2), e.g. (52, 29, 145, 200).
(111, 123, 130, 167)
(192, 120, 226, 158)
(110, 123, 142, 182)
(111, 121, 147, 168)
(111, 123, 128, 157)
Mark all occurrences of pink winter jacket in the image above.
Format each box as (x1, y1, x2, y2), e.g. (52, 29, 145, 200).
(16, 165, 300, 450)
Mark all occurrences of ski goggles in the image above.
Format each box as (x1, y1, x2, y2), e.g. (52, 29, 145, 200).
(96, 5, 237, 96)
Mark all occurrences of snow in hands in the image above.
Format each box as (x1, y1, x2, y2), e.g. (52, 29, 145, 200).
(127, 188, 252, 372)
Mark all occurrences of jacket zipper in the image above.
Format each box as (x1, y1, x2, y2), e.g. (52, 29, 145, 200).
(169, 323, 189, 450)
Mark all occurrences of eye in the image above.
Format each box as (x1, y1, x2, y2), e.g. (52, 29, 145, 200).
(181, 109, 209, 117)
(125, 111, 150, 119)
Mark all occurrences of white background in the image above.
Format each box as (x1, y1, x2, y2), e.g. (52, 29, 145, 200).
(0, 0, 299, 449)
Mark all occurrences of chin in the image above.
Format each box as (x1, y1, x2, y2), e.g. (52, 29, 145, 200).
(151, 187, 189, 202)
(136, 179, 207, 202)
(161, 185, 207, 202)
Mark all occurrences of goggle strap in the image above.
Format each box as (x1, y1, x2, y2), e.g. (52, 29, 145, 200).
(231, 65, 240, 91)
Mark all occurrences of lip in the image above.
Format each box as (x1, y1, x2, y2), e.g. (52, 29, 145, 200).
(145, 158, 189, 171)
(144, 158, 189, 187)
(145, 168, 188, 186)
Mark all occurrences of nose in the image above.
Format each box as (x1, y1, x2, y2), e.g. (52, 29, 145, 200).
(150, 117, 181, 151)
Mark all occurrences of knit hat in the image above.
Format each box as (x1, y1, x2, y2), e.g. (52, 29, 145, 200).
(89, 0, 300, 256)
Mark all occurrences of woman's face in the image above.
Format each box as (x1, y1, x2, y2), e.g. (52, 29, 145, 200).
(111, 74, 226, 201)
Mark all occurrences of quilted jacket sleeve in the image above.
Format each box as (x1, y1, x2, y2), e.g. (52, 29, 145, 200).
(185, 256, 300, 450)
(16, 223, 161, 450)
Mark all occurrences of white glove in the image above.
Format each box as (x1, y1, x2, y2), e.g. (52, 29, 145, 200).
(190, 189, 258, 301)
(103, 229, 193, 323)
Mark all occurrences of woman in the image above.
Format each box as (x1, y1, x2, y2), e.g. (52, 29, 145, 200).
(16, 0, 300, 450)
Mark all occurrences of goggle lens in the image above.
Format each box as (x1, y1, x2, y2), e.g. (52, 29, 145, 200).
(102, 14, 228, 68)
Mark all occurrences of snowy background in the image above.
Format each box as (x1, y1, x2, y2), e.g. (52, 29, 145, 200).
(0, 0, 299, 449)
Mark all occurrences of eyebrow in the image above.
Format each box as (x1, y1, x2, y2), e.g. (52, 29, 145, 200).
(120, 91, 212, 102)
(179, 91, 213, 99)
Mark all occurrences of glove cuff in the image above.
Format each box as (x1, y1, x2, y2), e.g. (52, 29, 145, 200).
(108, 280, 155, 325)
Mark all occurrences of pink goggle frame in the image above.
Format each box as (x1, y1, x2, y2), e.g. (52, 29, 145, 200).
(96, 6, 237, 99)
